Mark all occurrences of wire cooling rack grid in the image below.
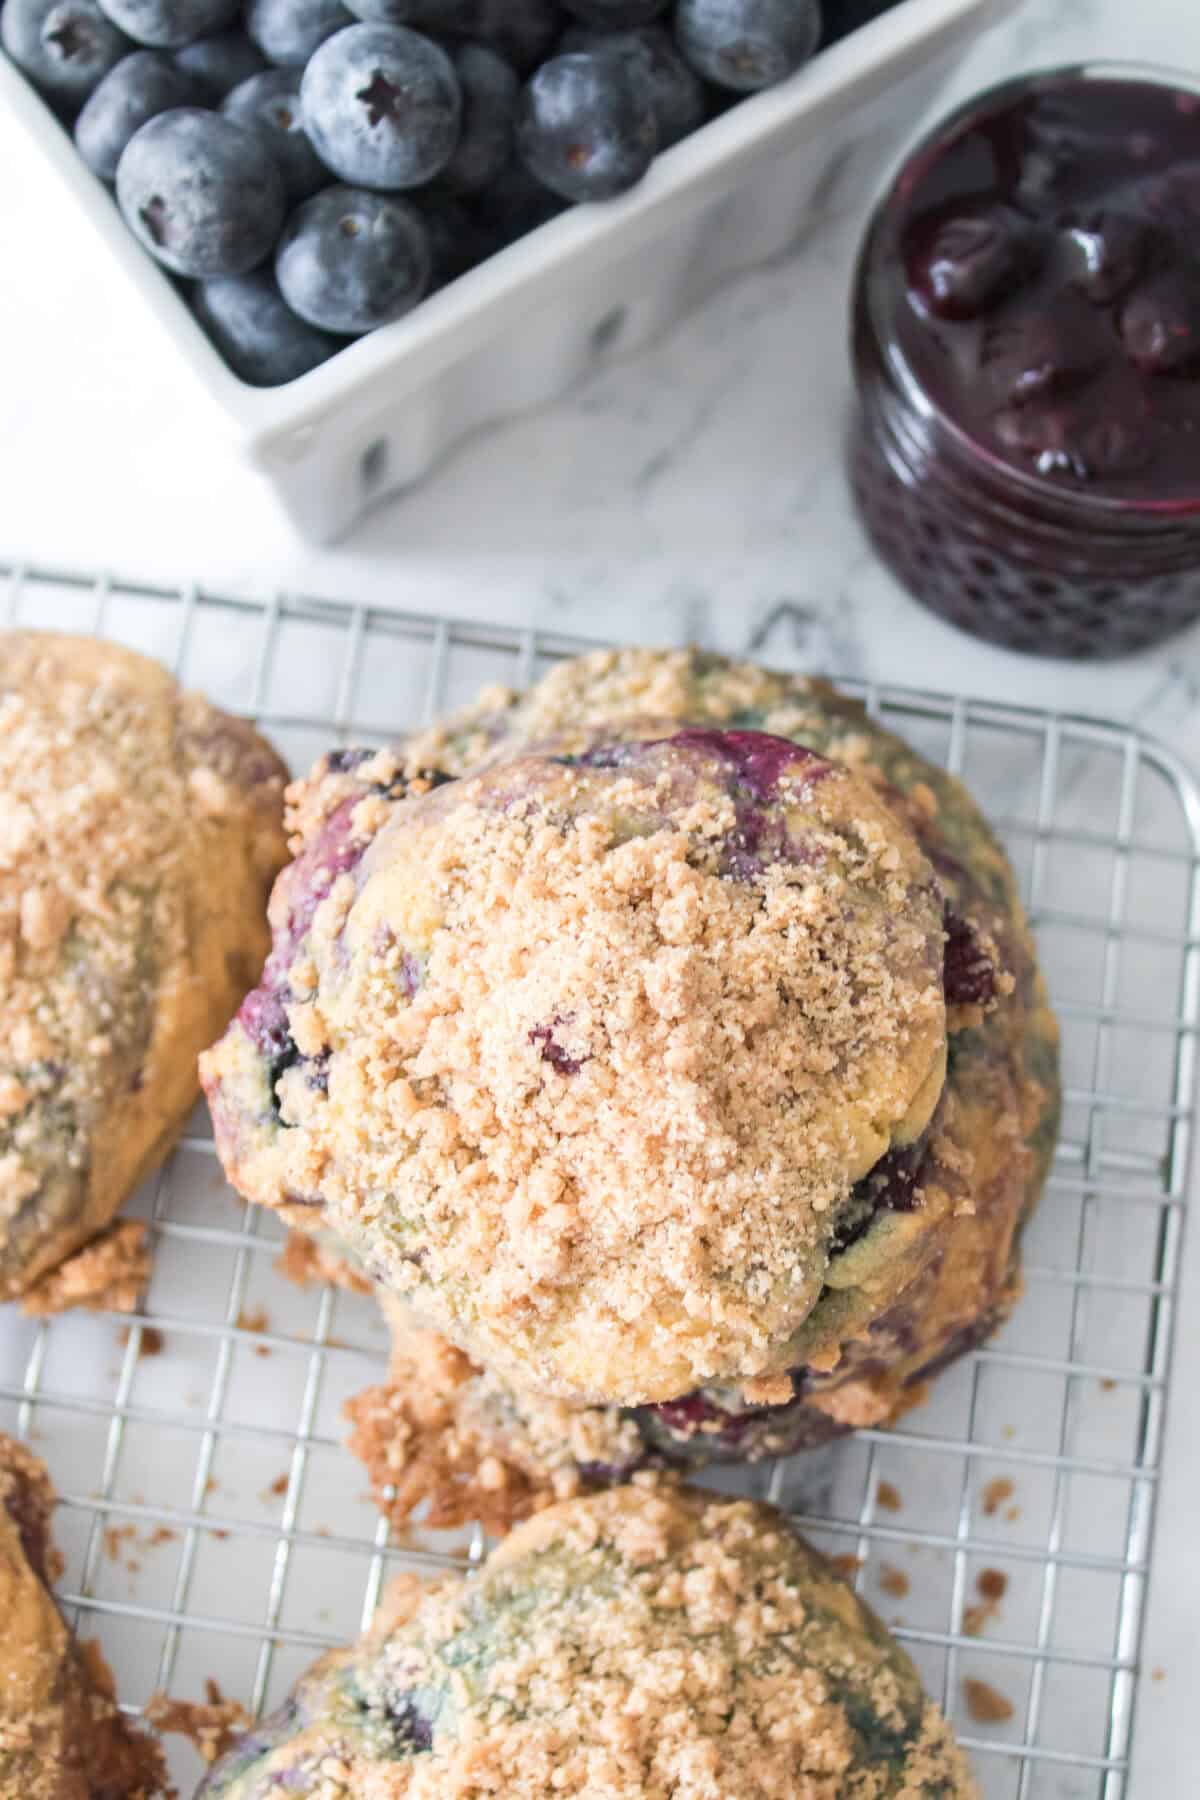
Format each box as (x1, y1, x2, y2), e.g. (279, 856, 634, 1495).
(0, 561, 1195, 1800)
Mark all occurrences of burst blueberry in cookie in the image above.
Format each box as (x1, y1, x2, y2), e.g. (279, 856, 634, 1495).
(202, 648, 1059, 1520)
(0, 631, 287, 1305)
(0, 1433, 167, 1797)
(198, 1480, 978, 1799)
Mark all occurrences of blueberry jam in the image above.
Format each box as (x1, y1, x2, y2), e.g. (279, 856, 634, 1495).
(850, 68, 1200, 659)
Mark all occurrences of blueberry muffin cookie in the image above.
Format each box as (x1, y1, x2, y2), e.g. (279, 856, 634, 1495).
(199, 1479, 977, 1799)
(0, 632, 287, 1303)
(0, 1433, 167, 1798)
(202, 649, 1058, 1512)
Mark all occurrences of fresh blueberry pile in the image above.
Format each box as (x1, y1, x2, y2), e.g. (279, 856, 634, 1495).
(3, 0, 899, 384)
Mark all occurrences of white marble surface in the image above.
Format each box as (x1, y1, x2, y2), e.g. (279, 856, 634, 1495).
(1, 0, 1199, 1790)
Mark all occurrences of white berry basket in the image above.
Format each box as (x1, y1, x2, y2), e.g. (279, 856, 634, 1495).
(3, 0, 1017, 544)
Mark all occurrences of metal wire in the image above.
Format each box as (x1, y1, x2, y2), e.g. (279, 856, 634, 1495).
(0, 560, 1195, 1800)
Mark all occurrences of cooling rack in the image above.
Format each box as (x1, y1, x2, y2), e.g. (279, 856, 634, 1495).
(0, 560, 1195, 1800)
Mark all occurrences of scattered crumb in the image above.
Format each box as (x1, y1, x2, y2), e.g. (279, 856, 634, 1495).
(261, 1473, 289, 1501)
(346, 1361, 560, 1539)
(829, 1553, 864, 1581)
(982, 1477, 1015, 1517)
(254, 1343, 272, 1359)
(118, 1324, 165, 1357)
(20, 1220, 153, 1317)
(104, 1523, 137, 1563)
(878, 1562, 909, 1598)
(1005, 1505, 1021, 1522)
(1100, 1378, 1117, 1391)
(103, 1520, 178, 1572)
(1151, 1666, 1166, 1683)
(147, 1682, 251, 1766)
(278, 1229, 372, 1295)
(964, 1678, 1014, 1725)
(204, 1477, 219, 1497)
(963, 1568, 1008, 1637)
(236, 1305, 269, 1336)
(876, 1480, 902, 1513)
(210, 1529, 229, 1541)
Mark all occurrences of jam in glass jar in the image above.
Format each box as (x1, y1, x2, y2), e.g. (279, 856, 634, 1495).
(849, 66, 1200, 660)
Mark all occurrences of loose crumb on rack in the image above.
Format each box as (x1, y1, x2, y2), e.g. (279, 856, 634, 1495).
(982, 1476, 1015, 1516)
(879, 1562, 910, 1598)
(346, 1362, 561, 1539)
(118, 1324, 165, 1357)
(876, 1479, 903, 1512)
(236, 1304, 269, 1335)
(147, 1680, 251, 1766)
(830, 1553, 864, 1581)
(261, 1473, 289, 1501)
(1151, 1666, 1166, 1682)
(104, 1520, 179, 1570)
(20, 1220, 153, 1317)
(963, 1567, 1008, 1637)
(278, 1228, 373, 1295)
(1100, 1377, 1118, 1391)
(963, 1679, 1014, 1725)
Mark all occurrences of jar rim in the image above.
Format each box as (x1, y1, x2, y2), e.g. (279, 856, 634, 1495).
(862, 60, 1200, 522)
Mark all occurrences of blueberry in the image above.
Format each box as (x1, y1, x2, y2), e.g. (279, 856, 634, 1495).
(559, 24, 705, 150)
(194, 270, 338, 381)
(223, 69, 328, 199)
(820, 0, 894, 44)
(456, 0, 562, 73)
(172, 27, 265, 98)
(979, 309, 1106, 409)
(275, 184, 431, 333)
(300, 23, 461, 190)
(560, 0, 667, 22)
(245, 0, 352, 67)
(116, 106, 286, 276)
(1122, 272, 1200, 376)
(1134, 162, 1200, 253)
(469, 155, 565, 244)
(1066, 209, 1149, 306)
(674, 0, 821, 93)
(94, 0, 236, 51)
(411, 191, 494, 284)
(341, 0, 561, 74)
(909, 206, 1044, 322)
(2, 0, 130, 109)
(438, 43, 516, 192)
(74, 48, 203, 178)
(517, 51, 656, 203)
(992, 405, 1080, 476)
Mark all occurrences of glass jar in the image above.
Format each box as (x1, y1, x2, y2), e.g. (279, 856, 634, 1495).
(848, 65, 1200, 660)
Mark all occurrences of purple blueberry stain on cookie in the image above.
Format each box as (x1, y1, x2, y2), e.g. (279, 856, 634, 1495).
(667, 727, 826, 802)
(529, 1015, 586, 1076)
(943, 908, 997, 1006)
(828, 1134, 931, 1257)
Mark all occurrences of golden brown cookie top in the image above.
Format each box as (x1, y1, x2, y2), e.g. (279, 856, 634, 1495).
(203, 1479, 976, 1800)
(271, 729, 946, 1402)
(0, 630, 286, 1293)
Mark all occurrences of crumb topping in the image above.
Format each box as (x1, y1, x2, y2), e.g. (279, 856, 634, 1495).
(20, 1219, 152, 1317)
(277, 736, 946, 1402)
(0, 631, 286, 1299)
(203, 645, 1058, 1479)
(205, 1483, 976, 1799)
